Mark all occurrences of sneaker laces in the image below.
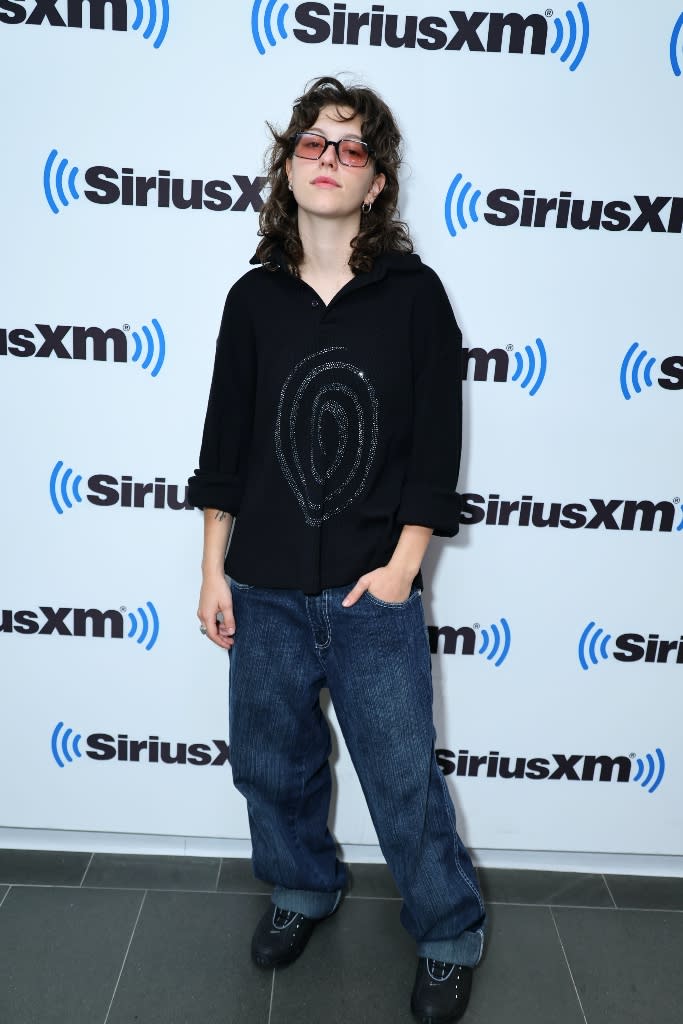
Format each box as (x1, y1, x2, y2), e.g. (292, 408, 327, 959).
(427, 959, 459, 983)
(272, 907, 300, 929)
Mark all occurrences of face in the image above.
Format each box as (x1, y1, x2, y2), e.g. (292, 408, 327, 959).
(286, 104, 385, 222)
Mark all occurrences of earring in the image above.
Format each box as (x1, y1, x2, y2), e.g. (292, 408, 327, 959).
(361, 201, 372, 213)
(288, 180, 293, 191)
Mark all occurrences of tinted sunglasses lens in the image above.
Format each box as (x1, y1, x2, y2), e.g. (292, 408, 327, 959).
(295, 134, 324, 158)
(339, 140, 368, 166)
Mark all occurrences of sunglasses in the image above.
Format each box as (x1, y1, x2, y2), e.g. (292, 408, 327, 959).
(292, 131, 374, 168)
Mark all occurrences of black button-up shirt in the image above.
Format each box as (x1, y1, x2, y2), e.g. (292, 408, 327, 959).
(188, 249, 463, 594)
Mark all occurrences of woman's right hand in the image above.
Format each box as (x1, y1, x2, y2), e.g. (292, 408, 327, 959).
(198, 573, 235, 649)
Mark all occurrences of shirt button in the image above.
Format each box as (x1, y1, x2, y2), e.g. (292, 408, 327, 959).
(311, 299, 320, 307)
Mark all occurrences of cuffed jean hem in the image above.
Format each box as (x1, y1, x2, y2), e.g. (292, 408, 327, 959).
(417, 926, 486, 968)
(272, 885, 344, 919)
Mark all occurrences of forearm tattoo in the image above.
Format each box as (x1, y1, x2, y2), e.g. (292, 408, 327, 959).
(214, 510, 229, 521)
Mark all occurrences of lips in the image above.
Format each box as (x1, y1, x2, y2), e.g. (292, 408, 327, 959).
(311, 176, 340, 187)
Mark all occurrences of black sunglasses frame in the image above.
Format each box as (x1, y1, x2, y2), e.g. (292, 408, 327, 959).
(292, 131, 375, 168)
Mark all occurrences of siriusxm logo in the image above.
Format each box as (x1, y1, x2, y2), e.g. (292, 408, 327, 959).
(462, 338, 547, 395)
(251, 2, 589, 71)
(428, 618, 511, 667)
(436, 747, 666, 793)
(51, 723, 229, 768)
(461, 494, 683, 533)
(49, 462, 190, 514)
(579, 622, 683, 670)
(0, 319, 165, 375)
(619, 343, 683, 399)
(43, 150, 265, 214)
(1, 601, 159, 650)
(672, 12, 683, 75)
(0, 0, 169, 47)
(444, 176, 683, 236)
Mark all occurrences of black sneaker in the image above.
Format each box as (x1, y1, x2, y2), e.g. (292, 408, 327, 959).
(410, 957, 473, 1023)
(251, 905, 318, 968)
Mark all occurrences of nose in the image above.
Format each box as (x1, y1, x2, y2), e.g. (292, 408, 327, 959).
(319, 139, 339, 167)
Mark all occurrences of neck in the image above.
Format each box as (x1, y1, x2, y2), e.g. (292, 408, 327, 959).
(297, 209, 361, 276)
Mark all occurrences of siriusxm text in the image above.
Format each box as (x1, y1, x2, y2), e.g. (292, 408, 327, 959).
(88, 475, 190, 510)
(87, 734, 230, 765)
(485, 190, 683, 233)
(1, 607, 126, 637)
(437, 749, 632, 782)
(0, 0, 126, 29)
(292, 6, 548, 53)
(82, 168, 265, 212)
(613, 634, 683, 665)
(461, 495, 680, 532)
(1, 324, 127, 360)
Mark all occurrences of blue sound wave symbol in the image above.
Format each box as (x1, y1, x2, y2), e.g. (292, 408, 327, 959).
(578, 621, 612, 671)
(43, 149, 80, 214)
(478, 618, 511, 667)
(131, 319, 165, 377)
(128, 602, 160, 651)
(550, 3, 590, 71)
(620, 342, 657, 400)
(511, 338, 547, 396)
(50, 461, 83, 515)
(444, 173, 482, 237)
(678, 506, 683, 532)
(251, 0, 289, 54)
(671, 12, 683, 75)
(633, 748, 666, 794)
(51, 721, 82, 768)
(131, 0, 170, 49)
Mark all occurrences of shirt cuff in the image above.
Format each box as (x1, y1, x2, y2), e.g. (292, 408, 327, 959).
(396, 481, 462, 538)
(187, 471, 241, 514)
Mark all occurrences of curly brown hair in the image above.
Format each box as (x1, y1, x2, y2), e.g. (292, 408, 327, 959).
(254, 76, 413, 275)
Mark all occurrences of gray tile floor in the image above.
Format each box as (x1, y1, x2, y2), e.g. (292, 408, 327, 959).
(0, 849, 681, 1023)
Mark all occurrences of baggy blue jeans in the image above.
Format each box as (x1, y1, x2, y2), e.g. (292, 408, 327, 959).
(227, 578, 486, 966)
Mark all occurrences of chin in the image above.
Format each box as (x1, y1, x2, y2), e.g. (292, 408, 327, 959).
(299, 196, 360, 219)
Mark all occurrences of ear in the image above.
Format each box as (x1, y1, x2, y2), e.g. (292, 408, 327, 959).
(285, 157, 292, 184)
(365, 172, 386, 205)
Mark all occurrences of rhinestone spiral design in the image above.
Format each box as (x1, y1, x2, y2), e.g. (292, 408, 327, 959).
(275, 346, 379, 526)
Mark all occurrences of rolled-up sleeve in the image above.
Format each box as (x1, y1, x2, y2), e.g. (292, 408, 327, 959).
(187, 284, 256, 513)
(396, 268, 463, 537)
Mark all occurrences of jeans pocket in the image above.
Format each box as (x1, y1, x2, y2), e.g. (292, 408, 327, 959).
(363, 584, 422, 609)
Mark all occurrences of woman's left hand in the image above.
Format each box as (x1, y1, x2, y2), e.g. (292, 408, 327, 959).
(342, 564, 414, 607)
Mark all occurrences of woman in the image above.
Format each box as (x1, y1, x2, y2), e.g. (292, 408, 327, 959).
(188, 76, 486, 1024)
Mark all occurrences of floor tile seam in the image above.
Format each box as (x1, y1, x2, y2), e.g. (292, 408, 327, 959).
(346, 893, 402, 902)
(267, 968, 276, 1024)
(486, 899, 683, 912)
(485, 899, 617, 910)
(0, 880, 398, 900)
(0, 881, 223, 893)
(549, 906, 589, 1024)
(546, 902, 683, 915)
(601, 874, 618, 908)
(79, 851, 95, 887)
(3, 882, 681, 912)
(269, 890, 683, 910)
(102, 889, 148, 1024)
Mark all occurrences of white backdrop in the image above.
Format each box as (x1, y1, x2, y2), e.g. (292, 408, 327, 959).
(2, 1, 682, 863)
